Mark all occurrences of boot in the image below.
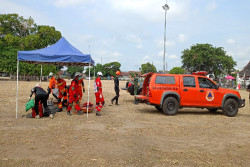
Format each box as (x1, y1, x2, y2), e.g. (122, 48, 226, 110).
(115, 99, 119, 105)
(77, 110, 83, 115)
(58, 108, 63, 112)
(96, 111, 101, 116)
(67, 111, 72, 116)
(111, 99, 114, 105)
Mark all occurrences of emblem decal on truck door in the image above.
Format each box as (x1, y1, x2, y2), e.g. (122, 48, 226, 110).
(206, 90, 214, 101)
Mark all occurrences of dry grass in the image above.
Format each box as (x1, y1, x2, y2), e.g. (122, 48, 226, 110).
(0, 79, 250, 167)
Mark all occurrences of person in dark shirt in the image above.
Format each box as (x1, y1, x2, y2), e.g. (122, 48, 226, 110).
(247, 84, 250, 102)
(29, 83, 53, 119)
(111, 71, 120, 105)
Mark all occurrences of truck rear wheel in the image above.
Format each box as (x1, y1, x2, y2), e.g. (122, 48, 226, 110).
(223, 98, 238, 117)
(162, 97, 179, 115)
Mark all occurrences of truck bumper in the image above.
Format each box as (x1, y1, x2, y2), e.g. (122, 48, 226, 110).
(239, 99, 245, 108)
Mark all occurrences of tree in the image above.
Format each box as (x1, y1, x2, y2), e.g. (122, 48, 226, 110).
(67, 66, 84, 77)
(0, 13, 62, 76)
(85, 62, 121, 77)
(169, 67, 185, 74)
(103, 62, 121, 77)
(181, 44, 236, 76)
(141, 62, 157, 74)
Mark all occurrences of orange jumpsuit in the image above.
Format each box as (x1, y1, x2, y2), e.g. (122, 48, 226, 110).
(67, 79, 81, 112)
(94, 77, 104, 113)
(77, 78, 85, 104)
(56, 78, 67, 109)
(49, 76, 56, 91)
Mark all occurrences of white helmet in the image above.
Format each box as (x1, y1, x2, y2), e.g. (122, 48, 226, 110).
(75, 72, 81, 77)
(49, 72, 53, 77)
(97, 71, 103, 76)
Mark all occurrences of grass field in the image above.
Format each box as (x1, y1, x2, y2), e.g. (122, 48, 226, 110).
(0, 79, 249, 167)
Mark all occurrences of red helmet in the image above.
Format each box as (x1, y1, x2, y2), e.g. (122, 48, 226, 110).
(116, 71, 121, 75)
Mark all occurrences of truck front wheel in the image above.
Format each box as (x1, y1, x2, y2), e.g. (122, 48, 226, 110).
(162, 97, 179, 115)
(223, 98, 238, 117)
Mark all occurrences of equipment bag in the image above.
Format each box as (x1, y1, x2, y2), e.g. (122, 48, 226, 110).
(26, 99, 35, 111)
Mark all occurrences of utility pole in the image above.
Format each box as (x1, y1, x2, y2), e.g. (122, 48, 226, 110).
(162, 0, 170, 73)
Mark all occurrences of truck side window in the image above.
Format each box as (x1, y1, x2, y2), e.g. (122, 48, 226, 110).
(155, 76, 175, 84)
(183, 76, 196, 87)
(198, 77, 216, 89)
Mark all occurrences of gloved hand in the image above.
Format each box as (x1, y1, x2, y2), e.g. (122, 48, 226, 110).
(83, 88, 85, 93)
(29, 97, 31, 101)
(74, 94, 77, 98)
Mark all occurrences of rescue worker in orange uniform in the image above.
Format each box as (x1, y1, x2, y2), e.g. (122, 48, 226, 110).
(56, 75, 67, 112)
(94, 72, 105, 116)
(67, 73, 83, 116)
(77, 74, 85, 105)
(48, 72, 58, 99)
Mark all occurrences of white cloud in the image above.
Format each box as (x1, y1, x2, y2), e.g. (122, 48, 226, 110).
(156, 39, 175, 48)
(225, 46, 250, 68)
(52, 0, 92, 7)
(143, 56, 151, 62)
(109, 0, 192, 22)
(227, 39, 235, 44)
(101, 37, 117, 47)
(0, 0, 51, 25)
(178, 34, 187, 43)
(168, 54, 178, 59)
(126, 34, 142, 44)
(137, 44, 143, 49)
(206, 1, 217, 11)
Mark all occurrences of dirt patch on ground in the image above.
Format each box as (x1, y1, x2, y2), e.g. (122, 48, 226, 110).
(0, 80, 250, 167)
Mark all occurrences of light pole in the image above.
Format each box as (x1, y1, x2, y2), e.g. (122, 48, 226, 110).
(162, 0, 169, 73)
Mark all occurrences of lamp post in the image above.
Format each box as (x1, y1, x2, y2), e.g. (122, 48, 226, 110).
(162, 1, 169, 73)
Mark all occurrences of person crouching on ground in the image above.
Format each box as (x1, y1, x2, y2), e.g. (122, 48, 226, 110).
(95, 72, 105, 116)
(111, 71, 120, 105)
(67, 73, 83, 116)
(29, 83, 53, 119)
(56, 74, 67, 112)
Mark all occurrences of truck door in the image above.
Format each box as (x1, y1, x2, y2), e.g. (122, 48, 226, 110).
(198, 77, 222, 107)
(180, 76, 200, 106)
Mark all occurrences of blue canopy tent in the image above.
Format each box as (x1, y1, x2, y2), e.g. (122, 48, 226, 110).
(16, 37, 95, 118)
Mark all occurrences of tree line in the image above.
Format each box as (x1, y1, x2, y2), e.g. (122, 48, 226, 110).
(0, 13, 236, 78)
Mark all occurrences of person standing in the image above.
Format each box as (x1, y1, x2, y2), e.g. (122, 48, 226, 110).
(111, 71, 120, 105)
(247, 84, 250, 104)
(94, 72, 105, 116)
(67, 73, 83, 116)
(77, 74, 85, 105)
(56, 75, 67, 112)
(29, 83, 53, 119)
(134, 73, 139, 104)
(48, 72, 58, 99)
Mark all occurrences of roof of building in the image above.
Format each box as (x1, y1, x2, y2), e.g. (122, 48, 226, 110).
(239, 61, 250, 77)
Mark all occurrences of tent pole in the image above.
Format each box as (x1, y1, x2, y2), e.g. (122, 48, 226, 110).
(40, 65, 42, 83)
(16, 60, 19, 119)
(87, 63, 91, 118)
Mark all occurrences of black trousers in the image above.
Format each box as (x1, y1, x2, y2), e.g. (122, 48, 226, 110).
(35, 94, 51, 115)
(111, 88, 119, 104)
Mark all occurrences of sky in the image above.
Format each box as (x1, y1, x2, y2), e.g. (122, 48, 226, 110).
(0, 0, 250, 72)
